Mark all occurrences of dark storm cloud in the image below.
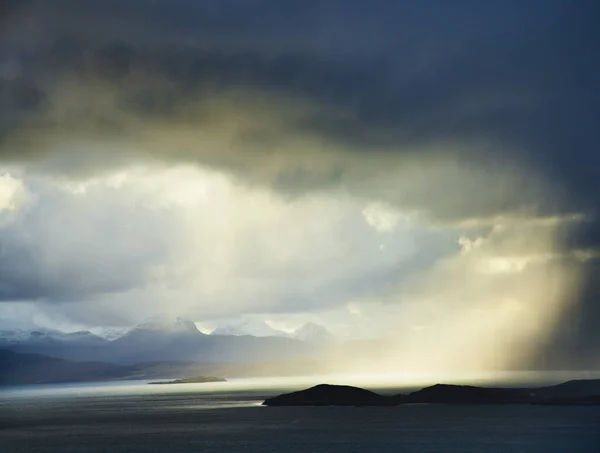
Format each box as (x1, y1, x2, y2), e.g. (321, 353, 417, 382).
(0, 0, 599, 364)
(0, 1, 596, 213)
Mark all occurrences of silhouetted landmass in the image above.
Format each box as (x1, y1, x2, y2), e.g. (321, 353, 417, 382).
(533, 379, 600, 398)
(263, 384, 396, 406)
(404, 384, 534, 404)
(0, 349, 227, 385)
(263, 380, 600, 407)
(0, 349, 126, 385)
(148, 376, 226, 384)
(0, 349, 325, 385)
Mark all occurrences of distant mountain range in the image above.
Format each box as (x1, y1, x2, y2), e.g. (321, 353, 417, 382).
(292, 322, 334, 345)
(0, 348, 326, 385)
(0, 317, 315, 365)
(210, 319, 286, 337)
(0, 328, 106, 345)
(209, 319, 334, 345)
(0, 349, 126, 385)
(0, 349, 216, 385)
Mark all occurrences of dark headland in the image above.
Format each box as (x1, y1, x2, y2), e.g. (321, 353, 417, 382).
(263, 384, 397, 406)
(262, 380, 600, 406)
(148, 375, 226, 385)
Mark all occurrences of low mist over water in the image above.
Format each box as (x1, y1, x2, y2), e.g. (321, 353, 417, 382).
(4, 371, 600, 401)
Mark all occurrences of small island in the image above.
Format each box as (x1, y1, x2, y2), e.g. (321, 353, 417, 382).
(263, 384, 396, 406)
(148, 375, 227, 385)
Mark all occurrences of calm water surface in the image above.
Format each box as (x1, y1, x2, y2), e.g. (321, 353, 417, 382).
(1, 375, 599, 452)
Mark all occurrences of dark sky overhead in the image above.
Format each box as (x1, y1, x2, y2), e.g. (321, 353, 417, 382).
(0, 0, 599, 371)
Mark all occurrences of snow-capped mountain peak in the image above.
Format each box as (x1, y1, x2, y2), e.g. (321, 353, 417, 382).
(130, 316, 202, 335)
(0, 328, 106, 345)
(292, 322, 335, 345)
(92, 327, 131, 341)
(210, 319, 289, 338)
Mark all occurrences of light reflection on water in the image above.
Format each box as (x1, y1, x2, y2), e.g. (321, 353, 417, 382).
(2, 370, 600, 402)
(1, 372, 599, 453)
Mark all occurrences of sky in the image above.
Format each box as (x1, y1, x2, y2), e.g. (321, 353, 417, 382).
(0, 0, 599, 371)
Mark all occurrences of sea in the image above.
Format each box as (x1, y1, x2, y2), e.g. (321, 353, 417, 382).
(1, 373, 600, 453)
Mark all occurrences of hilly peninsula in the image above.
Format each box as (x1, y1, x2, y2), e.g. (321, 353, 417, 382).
(263, 380, 600, 407)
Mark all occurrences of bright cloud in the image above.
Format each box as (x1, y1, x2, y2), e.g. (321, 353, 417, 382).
(0, 173, 26, 212)
(0, 162, 452, 330)
(362, 202, 406, 232)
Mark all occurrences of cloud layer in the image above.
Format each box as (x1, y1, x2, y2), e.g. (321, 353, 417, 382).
(0, 0, 599, 370)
